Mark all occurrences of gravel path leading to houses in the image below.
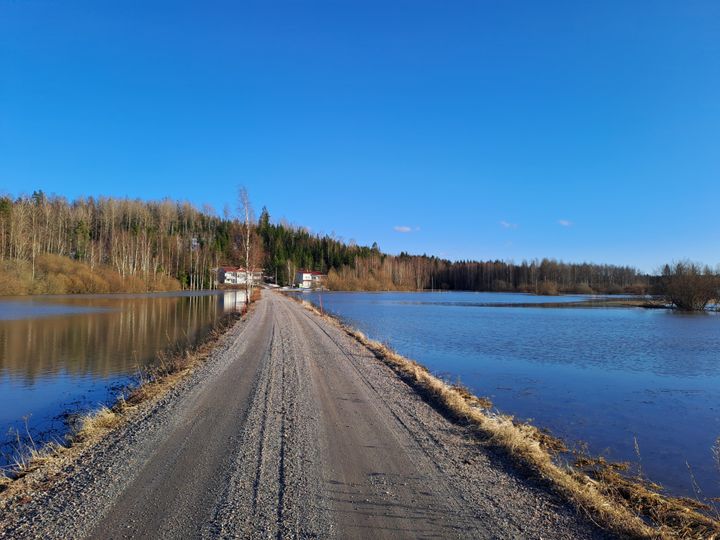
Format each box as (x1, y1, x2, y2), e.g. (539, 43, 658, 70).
(0, 292, 612, 539)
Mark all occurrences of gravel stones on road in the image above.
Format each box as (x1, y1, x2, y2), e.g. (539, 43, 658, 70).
(1, 293, 611, 539)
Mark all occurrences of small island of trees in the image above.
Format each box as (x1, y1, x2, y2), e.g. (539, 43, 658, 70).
(660, 262, 720, 311)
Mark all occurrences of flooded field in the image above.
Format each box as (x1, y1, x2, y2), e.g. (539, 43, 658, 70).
(301, 291, 720, 500)
(0, 290, 245, 463)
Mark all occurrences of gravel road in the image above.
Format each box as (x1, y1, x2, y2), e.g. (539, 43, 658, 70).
(0, 292, 611, 539)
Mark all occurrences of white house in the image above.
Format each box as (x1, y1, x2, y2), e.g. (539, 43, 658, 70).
(294, 270, 326, 289)
(216, 267, 263, 286)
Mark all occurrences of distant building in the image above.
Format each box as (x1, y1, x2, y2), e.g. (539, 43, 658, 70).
(216, 267, 263, 286)
(294, 270, 326, 290)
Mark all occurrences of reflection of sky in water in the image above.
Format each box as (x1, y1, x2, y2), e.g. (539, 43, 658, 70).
(0, 291, 240, 465)
(304, 291, 720, 500)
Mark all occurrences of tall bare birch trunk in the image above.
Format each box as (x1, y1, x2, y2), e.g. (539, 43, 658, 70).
(238, 187, 254, 306)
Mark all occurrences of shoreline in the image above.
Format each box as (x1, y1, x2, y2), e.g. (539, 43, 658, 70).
(1, 289, 675, 313)
(290, 294, 720, 539)
(2, 290, 717, 538)
(289, 289, 670, 309)
(0, 290, 259, 497)
(1, 290, 605, 539)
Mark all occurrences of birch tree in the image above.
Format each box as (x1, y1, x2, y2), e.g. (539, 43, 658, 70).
(237, 187, 254, 305)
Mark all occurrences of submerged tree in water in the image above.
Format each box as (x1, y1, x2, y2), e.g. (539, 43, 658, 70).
(661, 262, 720, 311)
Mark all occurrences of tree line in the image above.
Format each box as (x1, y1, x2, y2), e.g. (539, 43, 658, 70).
(321, 254, 651, 294)
(0, 191, 246, 294)
(2, 191, 716, 309)
(255, 207, 650, 294)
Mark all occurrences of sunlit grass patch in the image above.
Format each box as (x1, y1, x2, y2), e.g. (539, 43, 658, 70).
(75, 407, 122, 442)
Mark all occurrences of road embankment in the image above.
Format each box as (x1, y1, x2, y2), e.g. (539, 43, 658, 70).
(2, 291, 700, 539)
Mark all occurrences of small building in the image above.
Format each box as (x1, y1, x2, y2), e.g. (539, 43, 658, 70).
(216, 267, 263, 286)
(294, 270, 326, 290)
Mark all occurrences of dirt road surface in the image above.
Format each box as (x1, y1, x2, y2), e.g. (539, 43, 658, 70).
(0, 292, 610, 539)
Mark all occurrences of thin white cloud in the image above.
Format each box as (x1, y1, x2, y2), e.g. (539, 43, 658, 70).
(558, 219, 573, 227)
(394, 225, 412, 233)
(499, 220, 518, 229)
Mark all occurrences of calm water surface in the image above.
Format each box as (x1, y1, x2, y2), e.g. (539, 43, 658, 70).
(302, 291, 720, 500)
(0, 290, 245, 463)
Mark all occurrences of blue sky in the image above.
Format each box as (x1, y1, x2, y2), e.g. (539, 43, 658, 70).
(1, 1, 718, 272)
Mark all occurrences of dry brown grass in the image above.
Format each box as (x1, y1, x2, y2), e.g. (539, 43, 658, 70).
(0, 408, 122, 486)
(295, 296, 720, 540)
(75, 407, 122, 441)
(0, 255, 183, 296)
(450, 382, 494, 411)
(0, 290, 260, 502)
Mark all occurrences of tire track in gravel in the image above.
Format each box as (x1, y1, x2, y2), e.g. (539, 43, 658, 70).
(282, 298, 488, 538)
(1, 292, 612, 540)
(278, 293, 611, 540)
(83, 300, 275, 540)
(211, 298, 328, 539)
(0, 298, 272, 540)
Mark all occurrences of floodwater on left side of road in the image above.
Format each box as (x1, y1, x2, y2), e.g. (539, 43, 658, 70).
(0, 290, 246, 465)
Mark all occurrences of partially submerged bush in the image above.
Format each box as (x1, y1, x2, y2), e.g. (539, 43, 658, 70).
(537, 280, 559, 296)
(572, 283, 595, 295)
(661, 261, 720, 311)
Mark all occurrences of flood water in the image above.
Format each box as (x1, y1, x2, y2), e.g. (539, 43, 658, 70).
(301, 291, 720, 500)
(0, 290, 245, 463)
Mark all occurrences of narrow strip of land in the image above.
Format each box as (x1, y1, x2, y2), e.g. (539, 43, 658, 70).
(0, 292, 610, 539)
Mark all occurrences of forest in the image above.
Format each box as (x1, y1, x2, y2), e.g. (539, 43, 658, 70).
(0, 191, 653, 295)
(256, 207, 650, 294)
(0, 192, 233, 294)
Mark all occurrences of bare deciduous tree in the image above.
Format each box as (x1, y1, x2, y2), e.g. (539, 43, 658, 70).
(661, 261, 720, 311)
(237, 187, 255, 305)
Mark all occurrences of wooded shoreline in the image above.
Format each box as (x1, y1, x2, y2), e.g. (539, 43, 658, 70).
(2, 193, 717, 310)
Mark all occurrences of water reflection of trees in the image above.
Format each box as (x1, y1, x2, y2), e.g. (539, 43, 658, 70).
(0, 294, 227, 382)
